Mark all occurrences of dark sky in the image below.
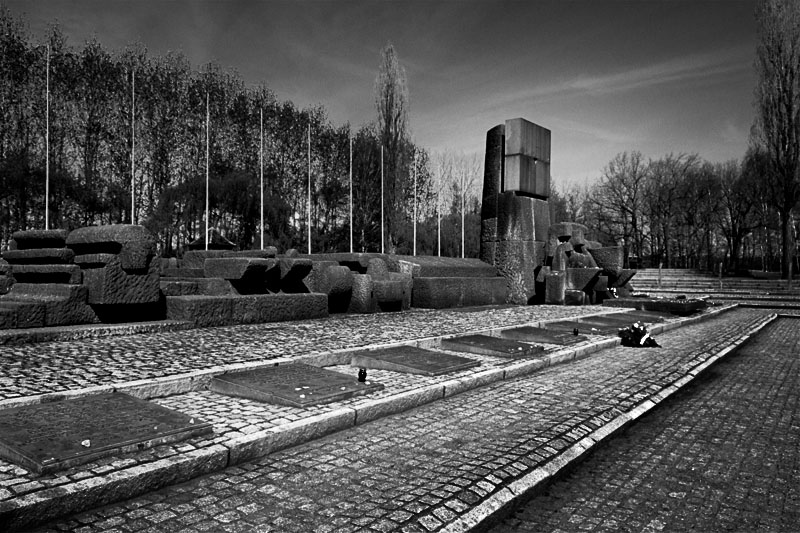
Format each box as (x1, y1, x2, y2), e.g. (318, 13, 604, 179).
(7, 0, 757, 188)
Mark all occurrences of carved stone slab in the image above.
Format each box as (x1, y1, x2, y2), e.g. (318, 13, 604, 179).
(209, 363, 384, 407)
(0, 393, 212, 475)
(500, 326, 586, 345)
(441, 334, 544, 358)
(350, 346, 479, 376)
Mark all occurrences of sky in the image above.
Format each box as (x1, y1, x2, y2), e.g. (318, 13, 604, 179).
(6, 0, 758, 189)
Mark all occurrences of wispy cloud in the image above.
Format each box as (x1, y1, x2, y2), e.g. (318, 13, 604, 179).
(487, 45, 752, 109)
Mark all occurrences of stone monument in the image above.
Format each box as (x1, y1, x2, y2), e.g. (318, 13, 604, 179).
(480, 118, 551, 304)
(479, 118, 637, 305)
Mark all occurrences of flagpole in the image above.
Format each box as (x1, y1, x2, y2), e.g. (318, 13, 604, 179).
(130, 67, 135, 225)
(461, 168, 465, 259)
(45, 44, 50, 230)
(437, 161, 441, 257)
(380, 145, 384, 254)
(349, 133, 353, 254)
(260, 108, 264, 250)
(307, 121, 311, 255)
(413, 150, 417, 256)
(205, 92, 209, 251)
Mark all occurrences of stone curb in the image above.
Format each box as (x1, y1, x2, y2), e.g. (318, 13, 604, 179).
(0, 320, 193, 346)
(441, 311, 776, 533)
(0, 305, 735, 531)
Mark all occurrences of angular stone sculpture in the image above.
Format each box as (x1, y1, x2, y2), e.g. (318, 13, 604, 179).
(203, 257, 279, 295)
(67, 225, 160, 306)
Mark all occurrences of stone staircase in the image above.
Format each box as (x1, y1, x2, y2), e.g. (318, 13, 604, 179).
(632, 268, 800, 297)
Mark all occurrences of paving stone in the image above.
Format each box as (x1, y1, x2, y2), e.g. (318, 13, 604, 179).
(490, 315, 800, 533)
(0, 305, 746, 532)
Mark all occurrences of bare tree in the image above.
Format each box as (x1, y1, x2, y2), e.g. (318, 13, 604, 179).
(713, 159, 758, 272)
(753, 0, 800, 279)
(589, 151, 648, 266)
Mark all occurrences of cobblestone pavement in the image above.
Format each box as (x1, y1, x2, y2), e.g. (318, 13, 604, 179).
(491, 315, 800, 533)
(0, 306, 598, 402)
(30, 307, 781, 533)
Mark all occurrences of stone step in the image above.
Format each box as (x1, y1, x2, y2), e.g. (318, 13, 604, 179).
(1, 248, 75, 264)
(0, 283, 95, 327)
(161, 267, 205, 278)
(412, 276, 509, 309)
(9, 264, 81, 284)
(395, 255, 500, 278)
(0, 300, 46, 328)
(159, 277, 235, 296)
(165, 293, 328, 326)
(10, 229, 68, 250)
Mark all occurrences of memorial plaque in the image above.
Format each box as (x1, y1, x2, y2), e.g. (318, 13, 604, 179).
(350, 346, 480, 376)
(209, 363, 384, 407)
(500, 326, 586, 345)
(441, 334, 544, 358)
(0, 393, 212, 475)
(543, 320, 617, 336)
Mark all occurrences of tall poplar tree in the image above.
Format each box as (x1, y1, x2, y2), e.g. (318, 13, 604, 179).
(374, 42, 410, 252)
(753, 0, 800, 279)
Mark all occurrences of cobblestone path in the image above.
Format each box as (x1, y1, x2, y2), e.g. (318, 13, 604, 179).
(31, 308, 781, 532)
(0, 306, 590, 401)
(491, 315, 800, 533)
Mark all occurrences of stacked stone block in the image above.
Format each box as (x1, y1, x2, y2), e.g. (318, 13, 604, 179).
(0, 259, 11, 295)
(66, 225, 160, 307)
(0, 229, 95, 328)
(164, 244, 331, 325)
(503, 118, 551, 198)
(398, 256, 509, 309)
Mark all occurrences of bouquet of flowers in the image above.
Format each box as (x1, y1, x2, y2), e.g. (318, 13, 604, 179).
(618, 322, 660, 348)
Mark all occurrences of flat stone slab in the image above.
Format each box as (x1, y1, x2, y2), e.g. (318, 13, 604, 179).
(441, 334, 544, 358)
(614, 310, 669, 323)
(10, 264, 82, 284)
(350, 346, 480, 376)
(0, 393, 212, 475)
(2, 248, 75, 264)
(499, 326, 587, 345)
(578, 313, 644, 326)
(209, 363, 384, 407)
(604, 297, 706, 316)
(543, 320, 618, 336)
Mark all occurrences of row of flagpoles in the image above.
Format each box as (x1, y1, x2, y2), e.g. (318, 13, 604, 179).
(38, 52, 461, 257)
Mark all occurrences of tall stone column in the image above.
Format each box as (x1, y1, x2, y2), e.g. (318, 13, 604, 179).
(479, 118, 550, 304)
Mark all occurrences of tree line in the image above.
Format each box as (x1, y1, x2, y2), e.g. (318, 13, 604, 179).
(552, 0, 799, 277)
(550, 150, 782, 274)
(0, 8, 483, 257)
